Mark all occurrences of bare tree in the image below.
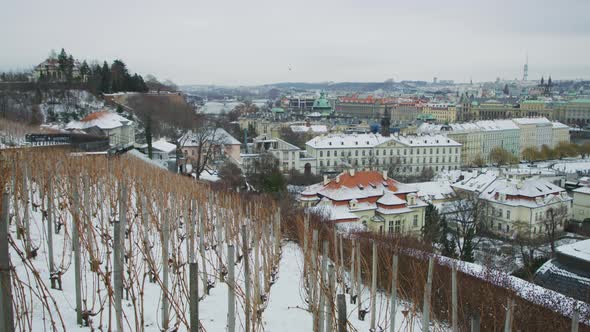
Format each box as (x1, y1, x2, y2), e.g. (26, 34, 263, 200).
(513, 220, 545, 280)
(541, 204, 569, 254)
(181, 126, 223, 179)
(445, 192, 489, 262)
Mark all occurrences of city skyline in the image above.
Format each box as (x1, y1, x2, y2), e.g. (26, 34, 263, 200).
(1, 0, 590, 85)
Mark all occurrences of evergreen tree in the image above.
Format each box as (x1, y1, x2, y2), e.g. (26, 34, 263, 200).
(57, 48, 69, 80)
(111, 59, 130, 92)
(461, 229, 475, 262)
(66, 55, 75, 82)
(439, 217, 457, 258)
(100, 61, 111, 93)
(79, 60, 90, 82)
(422, 203, 441, 243)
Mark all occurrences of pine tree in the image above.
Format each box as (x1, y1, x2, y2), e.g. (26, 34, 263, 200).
(57, 48, 69, 80)
(100, 61, 111, 93)
(66, 55, 75, 82)
(461, 229, 475, 262)
(79, 61, 90, 82)
(439, 217, 457, 258)
(422, 203, 441, 244)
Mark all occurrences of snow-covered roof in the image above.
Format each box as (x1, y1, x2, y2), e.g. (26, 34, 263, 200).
(306, 133, 394, 149)
(552, 121, 569, 129)
(475, 120, 519, 131)
(300, 170, 426, 222)
(557, 239, 590, 263)
(452, 171, 498, 193)
(377, 192, 406, 205)
(183, 128, 241, 147)
(66, 111, 133, 130)
(306, 133, 460, 149)
(393, 134, 461, 147)
(415, 181, 455, 202)
(573, 186, 590, 195)
(290, 125, 328, 133)
(150, 139, 176, 153)
(512, 117, 552, 125)
(478, 177, 570, 208)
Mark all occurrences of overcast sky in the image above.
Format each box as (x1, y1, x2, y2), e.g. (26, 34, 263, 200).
(1, 0, 589, 85)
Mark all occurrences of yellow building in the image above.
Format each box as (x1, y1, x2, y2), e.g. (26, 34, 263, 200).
(422, 103, 457, 123)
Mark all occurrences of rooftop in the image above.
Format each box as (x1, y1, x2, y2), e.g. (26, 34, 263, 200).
(66, 111, 133, 130)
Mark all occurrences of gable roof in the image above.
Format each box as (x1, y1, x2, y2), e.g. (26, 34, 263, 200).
(66, 111, 133, 130)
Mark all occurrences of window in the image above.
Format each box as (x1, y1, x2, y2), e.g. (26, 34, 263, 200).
(355, 150, 359, 156)
(395, 220, 401, 233)
(413, 215, 418, 227)
(362, 150, 366, 156)
(320, 151, 323, 157)
(506, 210, 511, 220)
(327, 151, 330, 157)
(498, 223, 502, 231)
(388, 221, 393, 233)
(498, 209, 503, 217)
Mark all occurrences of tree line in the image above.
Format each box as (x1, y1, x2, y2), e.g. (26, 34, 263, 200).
(34, 49, 148, 94)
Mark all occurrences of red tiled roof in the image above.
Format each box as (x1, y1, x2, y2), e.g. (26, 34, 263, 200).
(80, 111, 109, 122)
(325, 170, 398, 191)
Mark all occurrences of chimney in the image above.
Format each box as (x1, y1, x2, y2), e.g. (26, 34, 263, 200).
(349, 169, 355, 176)
(336, 175, 340, 183)
(323, 174, 329, 185)
(383, 170, 388, 180)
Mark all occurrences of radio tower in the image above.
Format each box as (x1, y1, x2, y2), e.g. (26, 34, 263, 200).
(522, 53, 529, 81)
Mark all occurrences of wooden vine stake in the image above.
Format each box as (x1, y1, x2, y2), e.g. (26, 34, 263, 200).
(422, 257, 434, 332)
(370, 240, 377, 331)
(389, 255, 398, 332)
(0, 193, 15, 332)
(227, 244, 236, 332)
(72, 180, 83, 325)
(189, 262, 199, 332)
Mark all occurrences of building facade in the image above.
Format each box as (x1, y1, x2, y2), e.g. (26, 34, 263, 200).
(65, 111, 135, 147)
(572, 186, 590, 222)
(299, 170, 427, 237)
(304, 133, 461, 176)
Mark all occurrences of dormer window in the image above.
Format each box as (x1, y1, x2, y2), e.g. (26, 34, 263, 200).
(358, 184, 364, 190)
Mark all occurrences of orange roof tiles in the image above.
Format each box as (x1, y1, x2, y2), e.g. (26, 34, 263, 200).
(325, 170, 398, 191)
(80, 111, 109, 122)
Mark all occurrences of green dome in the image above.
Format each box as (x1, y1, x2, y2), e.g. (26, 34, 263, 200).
(312, 92, 332, 112)
(271, 107, 285, 113)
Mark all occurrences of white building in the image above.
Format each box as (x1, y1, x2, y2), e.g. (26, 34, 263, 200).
(512, 117, 553, 152)
(242, 135, 303, 174)
(304, 133, 461, 176)
(453, 175, 571, 238)
(572, 186, 590, 222)
(299, 170, 427, 237)
(66, 111, 135, 148)
(419, 117, 570, 163)
(140, 139, 176, 160)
